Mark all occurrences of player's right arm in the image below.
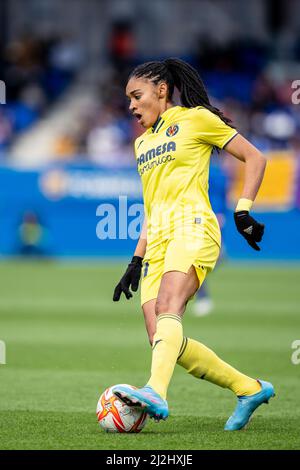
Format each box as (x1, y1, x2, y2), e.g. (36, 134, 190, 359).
(113, 216, 147, 301)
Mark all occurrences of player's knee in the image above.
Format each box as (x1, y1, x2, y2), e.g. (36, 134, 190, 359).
(155, 296, 170, 315)
(155, 294, 184, 316)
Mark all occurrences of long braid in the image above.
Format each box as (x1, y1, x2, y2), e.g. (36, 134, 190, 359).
(129, 57, 233, 127)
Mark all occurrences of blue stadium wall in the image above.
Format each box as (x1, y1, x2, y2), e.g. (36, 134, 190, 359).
(1, 164, 299, 260)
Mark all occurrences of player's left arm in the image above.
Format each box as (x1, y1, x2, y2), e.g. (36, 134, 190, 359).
(224, 133, 267, 251)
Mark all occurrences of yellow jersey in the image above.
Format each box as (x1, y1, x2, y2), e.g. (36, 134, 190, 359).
(134, 105, 238, 248)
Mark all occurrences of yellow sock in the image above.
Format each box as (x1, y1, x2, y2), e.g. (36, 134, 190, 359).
(147, 314, 183, 400)
(177, 337, 261, 396)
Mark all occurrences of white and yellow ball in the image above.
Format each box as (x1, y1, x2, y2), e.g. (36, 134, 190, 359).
(96, 384, 148, 433)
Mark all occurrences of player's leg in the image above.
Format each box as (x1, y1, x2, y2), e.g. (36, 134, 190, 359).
(142, 293, 275, 429)
(114, 236, 275, 427)
(142, 299, 156, 346)
(142, 293, 262, 399)
(141, 269, 263, 400)
(113, 265, 199, 420)
(141, 297, 191, 346)
(144, 304, 274, 430)
(114, 238, 203, 418)
(169, 235, 261, 395)
(177, 337, 269, 396)
(176, 266, 275, 429)
(177, 260, 262, 397)
(145, 265, 200, 401)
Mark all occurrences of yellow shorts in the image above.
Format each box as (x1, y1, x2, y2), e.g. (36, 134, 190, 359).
(141, 232, 220, 306)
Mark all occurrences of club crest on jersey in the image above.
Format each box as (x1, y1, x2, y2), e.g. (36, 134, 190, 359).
(166, 124, 179, 137)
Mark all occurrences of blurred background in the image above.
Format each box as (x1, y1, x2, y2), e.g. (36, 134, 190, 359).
(0, 0, 300, 260)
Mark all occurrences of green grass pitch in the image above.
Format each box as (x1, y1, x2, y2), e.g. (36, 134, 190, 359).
(0, 260, 299, 450)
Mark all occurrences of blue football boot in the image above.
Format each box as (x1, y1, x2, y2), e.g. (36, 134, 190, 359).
(112, 384, 169, 421)
(224, 379, 275, 431)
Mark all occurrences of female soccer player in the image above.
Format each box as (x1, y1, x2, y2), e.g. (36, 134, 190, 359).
(112, 58, 275, 431)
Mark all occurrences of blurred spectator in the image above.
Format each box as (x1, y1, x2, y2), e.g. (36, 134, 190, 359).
(70, 35, 300, 167)
(49, 34, 83, 76)
(108, 20, 137, 79)
(86, 105, 134, 166)
(53, 133, 78, 161)
(17, 211, 50, 258)
(0, 109, 12, 155)
(0, 31, 78, 158)
(1, 22, 300, 169)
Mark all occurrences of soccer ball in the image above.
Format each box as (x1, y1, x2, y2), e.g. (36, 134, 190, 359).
(96, 384, 148, 433)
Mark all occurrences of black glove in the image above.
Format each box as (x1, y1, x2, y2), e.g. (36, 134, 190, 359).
(234, 211, 264, 251)
(113, 256, 143, 301)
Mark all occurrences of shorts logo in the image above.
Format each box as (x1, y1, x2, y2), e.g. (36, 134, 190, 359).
(166, 124, 179, 137)
(143, 261, 149, 277)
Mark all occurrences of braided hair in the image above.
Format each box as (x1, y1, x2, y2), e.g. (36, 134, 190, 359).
(128, 57, 233, 127)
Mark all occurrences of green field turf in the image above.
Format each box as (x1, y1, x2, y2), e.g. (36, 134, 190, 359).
(0, 260, 299, 450)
